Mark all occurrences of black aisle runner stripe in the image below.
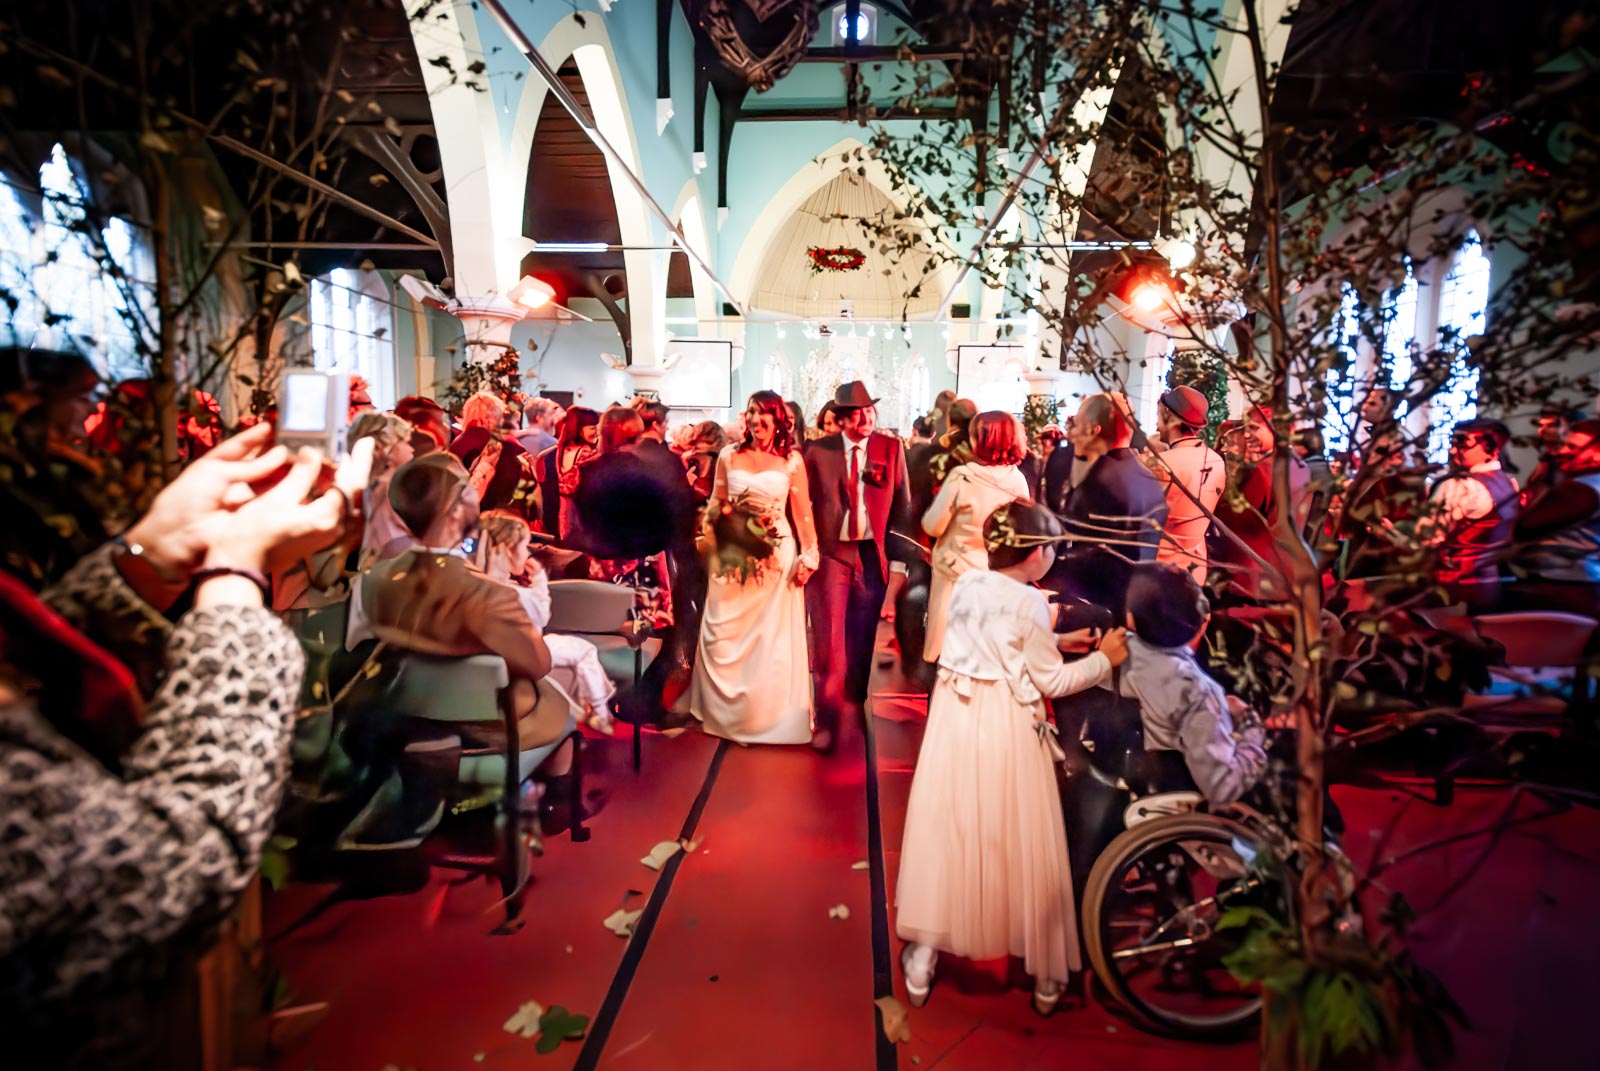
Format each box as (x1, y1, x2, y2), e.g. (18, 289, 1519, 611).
(573, 738, 731, 1071)
(862, 705, 900, 1071)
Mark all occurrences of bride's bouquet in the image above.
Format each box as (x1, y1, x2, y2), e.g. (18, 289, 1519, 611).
(704, 493, 784, 583)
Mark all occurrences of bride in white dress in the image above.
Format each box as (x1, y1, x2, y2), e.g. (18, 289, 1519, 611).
(690, 391, 820, 744)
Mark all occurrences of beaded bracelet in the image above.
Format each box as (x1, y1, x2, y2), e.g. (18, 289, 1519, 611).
(191, 566, 272, 601)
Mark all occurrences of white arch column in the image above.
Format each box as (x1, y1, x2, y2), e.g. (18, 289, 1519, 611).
(447, 297, 525, 368)
(408, 0, 523, 302)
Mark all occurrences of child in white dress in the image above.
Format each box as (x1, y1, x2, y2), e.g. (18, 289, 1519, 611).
(895, 501, 1129, 1014)
(479, 511, 616, 734)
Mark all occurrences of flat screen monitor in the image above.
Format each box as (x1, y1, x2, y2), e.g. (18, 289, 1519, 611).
(661, 338, 734, 409)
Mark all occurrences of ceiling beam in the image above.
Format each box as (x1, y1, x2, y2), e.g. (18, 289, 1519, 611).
(738, 106, 959, 122)
(799, 47, 965, 63)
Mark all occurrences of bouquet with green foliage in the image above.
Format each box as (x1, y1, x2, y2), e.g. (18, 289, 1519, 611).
(704, 493, 783, 583)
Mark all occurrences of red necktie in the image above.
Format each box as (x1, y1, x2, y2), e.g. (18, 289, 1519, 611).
(847, 442, 862, 541)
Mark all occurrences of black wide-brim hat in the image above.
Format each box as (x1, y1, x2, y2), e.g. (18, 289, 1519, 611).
(834, 381, 878, 409)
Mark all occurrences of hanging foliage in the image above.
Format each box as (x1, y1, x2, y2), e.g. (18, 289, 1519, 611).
(443, 344, 525, 412)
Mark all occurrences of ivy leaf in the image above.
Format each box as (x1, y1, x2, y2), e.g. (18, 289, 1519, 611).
(535, 1005, 588, 1053)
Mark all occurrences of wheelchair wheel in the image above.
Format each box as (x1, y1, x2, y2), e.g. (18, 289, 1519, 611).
(1081, 812, 1286, 1039)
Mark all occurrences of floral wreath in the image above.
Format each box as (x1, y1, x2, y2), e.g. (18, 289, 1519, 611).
(806, 246, 866, 274)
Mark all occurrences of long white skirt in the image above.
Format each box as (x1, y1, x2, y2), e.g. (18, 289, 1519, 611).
(689, 533, 814, 745)
(894, 669, 1081, 983)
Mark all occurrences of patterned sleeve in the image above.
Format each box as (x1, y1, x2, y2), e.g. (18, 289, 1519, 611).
(40, 542, 173, 695)
(0, 604, 302, 1000)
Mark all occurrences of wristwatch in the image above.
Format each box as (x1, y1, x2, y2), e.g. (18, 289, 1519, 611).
(112, 534, 186, 586)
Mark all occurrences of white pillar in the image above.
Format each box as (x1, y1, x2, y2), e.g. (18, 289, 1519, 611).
(447, 296, 524, 365)
(629, 365, 667, 400)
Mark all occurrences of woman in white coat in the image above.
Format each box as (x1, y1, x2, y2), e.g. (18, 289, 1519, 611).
(920, 411, 1031, 662)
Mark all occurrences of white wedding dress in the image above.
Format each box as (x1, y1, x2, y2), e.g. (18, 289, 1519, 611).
(690, 449, 819, 744)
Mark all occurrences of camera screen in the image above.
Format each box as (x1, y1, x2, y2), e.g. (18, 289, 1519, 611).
(282, 374, 330, 432)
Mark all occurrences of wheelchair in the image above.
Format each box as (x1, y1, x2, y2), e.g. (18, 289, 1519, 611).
(1063, 690, 1299, 1040)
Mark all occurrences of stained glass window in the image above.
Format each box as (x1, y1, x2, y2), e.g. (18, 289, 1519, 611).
(1428, 232, 1490, 462)
(3, 144, 154, 379)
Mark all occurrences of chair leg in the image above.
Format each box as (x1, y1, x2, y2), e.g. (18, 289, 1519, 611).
(494, 685, 532, 935)
(569, 731, 591, 843)
(633, 646, 645, 773)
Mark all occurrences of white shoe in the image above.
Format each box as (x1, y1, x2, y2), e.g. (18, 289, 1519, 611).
(588, 710, 616, 736)
(1032, 979, 1064, 1017)
(901, 943, 937, 1007)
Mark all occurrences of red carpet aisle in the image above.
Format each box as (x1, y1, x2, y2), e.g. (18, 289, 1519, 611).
(263, 627, 1600, 1070)
(597, 734, 881, 1070)
(264, 731, 725, 1071)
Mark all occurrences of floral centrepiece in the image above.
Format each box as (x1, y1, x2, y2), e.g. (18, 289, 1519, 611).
(706, 494, 783, 582)
(806, 246, 866, 274)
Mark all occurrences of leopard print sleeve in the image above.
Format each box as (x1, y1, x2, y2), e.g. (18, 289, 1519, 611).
(0, 604, 302, 1002)
(40, 542, 173, 695)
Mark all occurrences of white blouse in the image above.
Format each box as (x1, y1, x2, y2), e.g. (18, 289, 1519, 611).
(921, 462, 1030, 577)
(939, 569, 1111, 705)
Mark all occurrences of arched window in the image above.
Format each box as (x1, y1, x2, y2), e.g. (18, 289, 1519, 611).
(0, 181, 38, 345)
(1321, 284, 1363, 457)
(2, 144, 154, 379)
(1318, 233, 1493, 464)
(762, 350, 790, 397)
(310, 268, 396, 409)
(831, 2, 877, 44)
(1428, 232, 1490, 461)
(1380, 259, 1419, 394)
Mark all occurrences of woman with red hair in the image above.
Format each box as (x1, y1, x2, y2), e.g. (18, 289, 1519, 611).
(920, 410, 1030, 661)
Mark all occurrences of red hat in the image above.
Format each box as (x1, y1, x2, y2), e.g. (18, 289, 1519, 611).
(1159, 385, 1209, 428)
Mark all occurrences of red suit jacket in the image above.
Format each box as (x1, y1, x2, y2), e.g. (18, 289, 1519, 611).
(804, 431, 914, 575)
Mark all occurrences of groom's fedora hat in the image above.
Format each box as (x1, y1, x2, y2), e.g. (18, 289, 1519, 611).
(834, 381, 879, 409)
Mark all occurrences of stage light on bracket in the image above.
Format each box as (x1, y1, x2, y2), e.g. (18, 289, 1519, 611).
(1131, 280, 1170, 312)
(508, 275, 556, 311)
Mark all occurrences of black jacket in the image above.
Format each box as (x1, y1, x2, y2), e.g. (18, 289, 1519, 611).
(1048, 446, 1169, 614)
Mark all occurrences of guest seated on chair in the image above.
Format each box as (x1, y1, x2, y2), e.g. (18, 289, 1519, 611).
(1416, 418, 1519, 610)
(478, 510, 617, 734)
(1117, 563, 1267, 804)
(359, 455, 568, 751)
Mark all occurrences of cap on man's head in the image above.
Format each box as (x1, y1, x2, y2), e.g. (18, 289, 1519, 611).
(1159, 385, 1209, 428)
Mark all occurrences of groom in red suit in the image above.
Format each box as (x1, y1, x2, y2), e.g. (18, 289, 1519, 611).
(804, 382, 912, 752)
